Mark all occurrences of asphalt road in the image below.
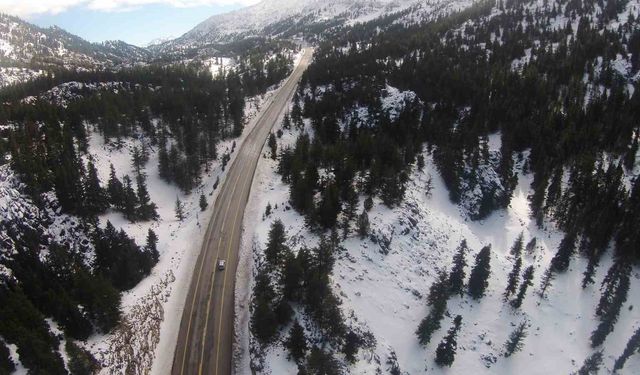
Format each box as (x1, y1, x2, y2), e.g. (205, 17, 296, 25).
(171, 48, 314, 375)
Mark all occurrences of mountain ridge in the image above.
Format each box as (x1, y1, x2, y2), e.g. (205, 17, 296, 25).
(151, 0, 424, 55)
(0, 13, 150, 70)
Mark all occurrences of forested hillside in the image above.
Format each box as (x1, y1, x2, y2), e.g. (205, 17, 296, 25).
(290, 0, 639, 263)
(244, 0, 640, 373)
(0, 40, 296, 372)
(1, 0, 639, 373)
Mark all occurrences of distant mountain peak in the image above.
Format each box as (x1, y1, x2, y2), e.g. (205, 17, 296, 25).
(152, 0, 423, 55)
(0, 14, 150, 70)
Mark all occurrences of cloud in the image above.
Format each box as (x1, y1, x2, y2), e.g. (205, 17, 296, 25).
(0, 0, 260, 18)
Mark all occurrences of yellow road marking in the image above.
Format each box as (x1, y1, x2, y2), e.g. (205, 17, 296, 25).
(197, 163, 248, 375)
(214, 157, 253, 375)
(178, 191, 226, 375)
(213, 53, 310, 375)
(177, 49, 311, 375)
(191, 73, 288, 374)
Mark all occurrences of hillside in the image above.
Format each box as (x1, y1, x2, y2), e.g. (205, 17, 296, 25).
(0, 31, 299, 372)
(236, 0, 640, 373)
(152, 0, 423, 54)
(1, 0, 640, 374)
(0, 13, 150, 86)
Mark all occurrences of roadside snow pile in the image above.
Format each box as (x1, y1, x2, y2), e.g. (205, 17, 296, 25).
(238, 118, 640, 374)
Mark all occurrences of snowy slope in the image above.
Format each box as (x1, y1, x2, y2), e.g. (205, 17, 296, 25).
(0, 165, 96, 280)
(66, 52, 306, 374)
(20, 81, 150, 107)
(236, 86, 640, 374)
(0, 13, 149, 70)
(0, 67, 43, 87)
(154, 0, 423, 53)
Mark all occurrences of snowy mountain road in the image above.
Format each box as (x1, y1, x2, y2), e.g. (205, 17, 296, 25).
(171, 48, 314, 375)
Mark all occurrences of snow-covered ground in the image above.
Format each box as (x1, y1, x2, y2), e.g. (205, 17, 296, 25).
(176, 0, 423, 46)
(237, 100, 640, 374)
(82, 90, 268, 373)
(0, 165, 95, 280)
(21, 81, 150, 107)
(204, 57, 235, 77)
(78, 51, 305, 375)
(0, 66, 42, 87)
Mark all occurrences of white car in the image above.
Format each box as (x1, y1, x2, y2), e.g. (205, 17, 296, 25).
(217, 259, 226, 271)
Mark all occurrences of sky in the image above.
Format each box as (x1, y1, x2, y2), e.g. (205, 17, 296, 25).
(0, 1, 260, 47)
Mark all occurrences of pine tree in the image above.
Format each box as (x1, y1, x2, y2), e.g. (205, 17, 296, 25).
(511, 266, 534, 308)
(0, 340, 15, 374)
(122, 175, 139, 222)
(94, 221, 154, 291)
(591, 260, 631, 347)
(613, 327, 640, 371)
(285, 320, 307, 362)
(525, 237, 537, 254)
(282, 112, 292, 130)
(581, 251, 599, 288)
(265, 220, 288, 267)
(291, 100, 303, 129)
(306, 347, 341, 375)
(504, 322, 528, 357)
(357, 210, 370, 239)
(549, 232, 577, 273)
(417, 154, 425, 171)
(427, 270, 449, 306)
(416, 270, 449, 345)
(510, 232, 524, 257)
(131, 146, 145, 175)
(199, 194, 208, 211)
(545, 167, 563, 213)
(577, 351, 603, 375)
(136, 173, 158, 221)
(268, 133, 278, 160)
(343, 331, 362, 363)
(52, 123, 85, 213)
(251, 268, 277, 344)
(107, 164, 124, 209)
(146, 229, 159, 263)
(83, 161, 109, 215)
(468, 245, 492, 299)
(448, 240, 468, 296)
(66, 341, 99, 375)
(175, 197, 185, 221)
(435, 315, 462, 367)
(158, 144, 171, 182)
(251, 297, 278, 344)
(315, 182, 340, 229)
(364, 196, 374, 211)
(282, 252, 304, 301)
(274, 299, 293, 327)
(538, 267, 555, 298)
(616, 176, 640, 259)
(504, 256, 522, 301)
(341, 185, 358, 239)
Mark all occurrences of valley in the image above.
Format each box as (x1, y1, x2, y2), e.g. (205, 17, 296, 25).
(0, 1, 639, 374)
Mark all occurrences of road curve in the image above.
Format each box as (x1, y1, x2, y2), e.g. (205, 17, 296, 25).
(171, 48, 314, 375)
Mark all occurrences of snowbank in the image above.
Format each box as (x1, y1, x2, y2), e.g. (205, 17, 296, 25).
(237, 119, 640, 374)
